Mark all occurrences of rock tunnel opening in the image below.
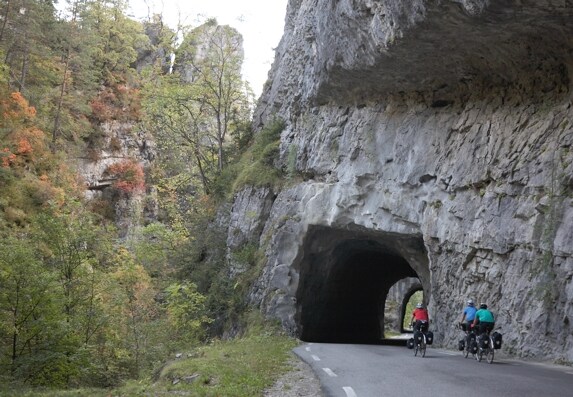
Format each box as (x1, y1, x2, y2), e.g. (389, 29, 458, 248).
(383, 278, 423, 335)
(295, 225, 429, 344)
(400, 285, 425, 333)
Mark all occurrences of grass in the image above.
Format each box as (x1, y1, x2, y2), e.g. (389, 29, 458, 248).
(0, 331, 300, 397)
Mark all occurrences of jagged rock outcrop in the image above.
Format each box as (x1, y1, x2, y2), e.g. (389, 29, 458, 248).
(77, 120, 156, 237)
(229, 0, 573, 363)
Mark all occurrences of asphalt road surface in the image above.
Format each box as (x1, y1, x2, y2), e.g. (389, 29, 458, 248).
(293, 342, 573, 397)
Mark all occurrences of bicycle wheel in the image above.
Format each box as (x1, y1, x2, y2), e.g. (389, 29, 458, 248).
(477, 347, 483, 362)
(421, 336, 426, 357)
(463, 345, 469, 358)
(414, 343, 419, 356)
(487, 338, 495, 363)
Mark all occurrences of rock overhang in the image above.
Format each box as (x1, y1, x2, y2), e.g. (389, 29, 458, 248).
(310, 0, 573, 104)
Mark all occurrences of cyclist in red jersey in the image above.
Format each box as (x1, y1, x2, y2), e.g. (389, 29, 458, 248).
(411, 303, 430, 332)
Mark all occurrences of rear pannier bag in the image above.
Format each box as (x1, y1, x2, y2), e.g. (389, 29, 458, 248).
(471, 341, 478, 354)
(468, 332, 476, 343)
(414, 331, 424, 343)
(492, 332, 503, 349)
(458, 339, 465, 351)
(478, 335, 488, 349)
(407, 338, 415, 349)
(425, 331, 434, 345)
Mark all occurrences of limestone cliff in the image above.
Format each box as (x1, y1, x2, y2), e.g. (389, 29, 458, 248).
(229, 0, 573, 363)
(77, 120, 156, 238)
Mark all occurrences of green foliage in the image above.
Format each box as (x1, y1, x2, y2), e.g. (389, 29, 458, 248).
(165, 282, 212, 344)
(0, 3, 285, 393)
(0, 317, 300, 396)
(286, 144, 298, 178)
(142, 20, 252, 197)
(152, 318, 297, 397)
(225, 118, 285, 196)
(0, 236, 59, 379)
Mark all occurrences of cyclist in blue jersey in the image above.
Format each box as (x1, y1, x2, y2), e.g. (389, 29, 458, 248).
(459, 299, 477, 332)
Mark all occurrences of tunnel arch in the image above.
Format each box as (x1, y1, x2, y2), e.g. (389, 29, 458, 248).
(400, 283, 424, 333)
(294, 225, 429, 343)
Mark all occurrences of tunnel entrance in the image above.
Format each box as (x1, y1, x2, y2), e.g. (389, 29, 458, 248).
(295, 225, 429, 344)
(384, 278, 422, 336)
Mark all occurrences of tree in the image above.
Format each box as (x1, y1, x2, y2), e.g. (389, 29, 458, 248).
(142, 20, 252, 200)
(107, 247, 157, 377)
(175, 20, 253, 172)
(0, 235, 58, 377)
(142, 72, 216, 194)
(165, 282, 211, 343)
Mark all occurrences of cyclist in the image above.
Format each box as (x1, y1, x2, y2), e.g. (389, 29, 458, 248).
(459, 299, 477, 332)
(411, 303, 430, 332)
(472, 303, 495, 335)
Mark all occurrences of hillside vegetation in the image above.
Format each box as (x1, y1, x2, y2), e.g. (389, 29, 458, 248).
(0, 0, 290, 393)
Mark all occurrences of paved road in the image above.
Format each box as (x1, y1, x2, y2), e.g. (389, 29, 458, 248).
(293, 342, 573, 397)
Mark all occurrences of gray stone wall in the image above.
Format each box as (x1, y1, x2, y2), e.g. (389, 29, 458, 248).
(237, 0, 573, 362)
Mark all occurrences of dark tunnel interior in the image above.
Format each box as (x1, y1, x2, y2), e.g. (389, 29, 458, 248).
(295, 226, 428, 344)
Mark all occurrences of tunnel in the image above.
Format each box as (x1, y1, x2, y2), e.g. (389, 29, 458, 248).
(294, 225, 429, 344)
(399, 283, 424, 333)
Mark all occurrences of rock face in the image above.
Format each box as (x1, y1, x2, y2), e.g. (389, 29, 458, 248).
(235, 0, 573, 362)
(77, 120, 156, 238)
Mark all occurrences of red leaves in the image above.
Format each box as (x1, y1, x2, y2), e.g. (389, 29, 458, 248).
(1, 92, 36, 123)
(89, 83, 141, 122)
(105, 159, 145, 193)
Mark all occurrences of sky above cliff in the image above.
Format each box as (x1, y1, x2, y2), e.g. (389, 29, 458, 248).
(128, 0, 288, 99)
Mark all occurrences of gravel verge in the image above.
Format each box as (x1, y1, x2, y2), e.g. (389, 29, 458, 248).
(263, 353, 324, 396)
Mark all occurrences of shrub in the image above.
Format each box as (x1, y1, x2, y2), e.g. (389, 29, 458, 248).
(105, 159, 145, 193)
(230, 118, 285, 193)
(89, 84, 141, 123)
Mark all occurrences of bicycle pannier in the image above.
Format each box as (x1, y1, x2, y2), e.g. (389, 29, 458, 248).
(458, 339, 465, 351)
(471, 340, 478, 354)
(478, 335, 488, 349)
(407, 338, 415, 349)
(414, 331, 423, 343)
(492, 332, 502, 349)
(425, 331, 434, 345)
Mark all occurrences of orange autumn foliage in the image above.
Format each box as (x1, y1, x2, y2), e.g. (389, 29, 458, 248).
(1, 91, 47, 168)
(1, 91, 36, 123)
(106, 159, 145, 193)
(89, 83, 141, 122)
(2, 127, 49, 168)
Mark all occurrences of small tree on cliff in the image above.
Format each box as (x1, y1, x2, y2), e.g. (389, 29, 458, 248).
(142, 19, 252, 195)
(176, 20, 253, 172)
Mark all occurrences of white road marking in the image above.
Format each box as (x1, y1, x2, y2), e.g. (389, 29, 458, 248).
(311, 354, 321, 361)
(305, 346, 311, 352)
(322, 368, 337, 377)
(343, 386, 358, 397)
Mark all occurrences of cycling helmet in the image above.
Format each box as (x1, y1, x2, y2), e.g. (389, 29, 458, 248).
(416, 303, 423, 309)
(479, 303, 487, 309)
(467, 299, 474, 306)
